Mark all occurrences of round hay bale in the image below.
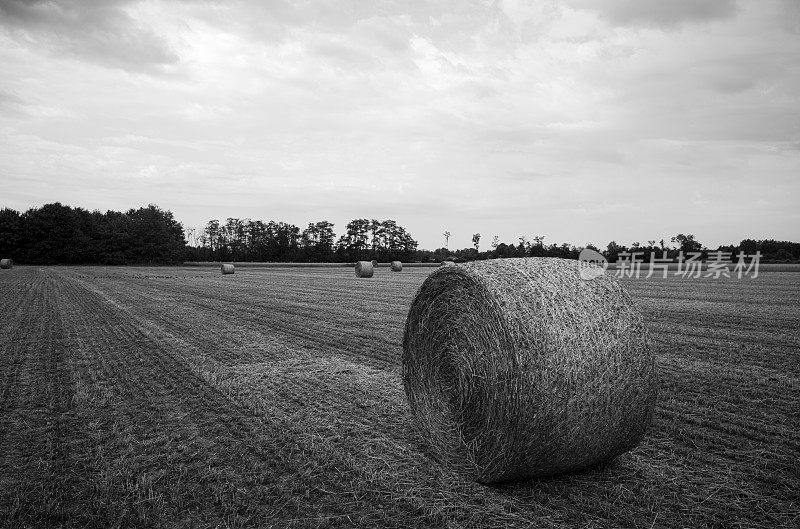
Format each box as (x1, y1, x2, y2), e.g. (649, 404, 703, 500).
(402, 257, 656, 483)
(391, 261, 403, 272)
(220, 263, 235, 275)
(440, 260, 456, 267)
(371, 259, 378, 268)
(355, 261, 374, 278)
(0, 258, 12, 269)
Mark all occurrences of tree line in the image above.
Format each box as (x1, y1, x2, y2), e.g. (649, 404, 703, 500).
(428, 233, 800, 263)
(1, 202, 798, 264)
(0, 203, 185, 265)
(187, 217, 418, 263)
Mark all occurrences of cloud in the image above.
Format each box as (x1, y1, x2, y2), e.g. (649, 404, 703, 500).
(566, 0, 738, 28)
(0, 0, 798, 250)
(0, 89, 26, 116)
(0, 0, 179, 72)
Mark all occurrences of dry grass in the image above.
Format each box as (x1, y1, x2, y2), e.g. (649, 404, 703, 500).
(0, 265, 797, 528)
(403, 258, 657, 483)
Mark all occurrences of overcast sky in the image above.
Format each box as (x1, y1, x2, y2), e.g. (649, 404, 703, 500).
(1, 0, 798, 250)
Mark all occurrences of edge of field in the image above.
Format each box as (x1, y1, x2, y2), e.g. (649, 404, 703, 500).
(181, 261, 800, 272)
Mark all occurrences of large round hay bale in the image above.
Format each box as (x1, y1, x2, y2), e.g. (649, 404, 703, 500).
(391, 261, 403, 272)
(355, 261, 374, 278)
(0, 258, 12, 269)
(221, 263, 235, 274)
(402, 257, 656, 483)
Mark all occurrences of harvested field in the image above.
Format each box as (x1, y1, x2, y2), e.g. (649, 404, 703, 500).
(0, 265, 798, 528)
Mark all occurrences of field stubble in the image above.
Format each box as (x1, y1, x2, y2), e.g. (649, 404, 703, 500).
(0, 265, 797, 528)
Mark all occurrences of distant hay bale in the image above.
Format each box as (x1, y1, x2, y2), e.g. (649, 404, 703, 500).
(0, 258, 12, 269)
(220, 263, 235, 275)
(371, 259, 378, 268)
(391, 261, 403, 272)
(355, 261, 374, 278)
(440, 260, 456, 267)
(402, 257, 657, 483)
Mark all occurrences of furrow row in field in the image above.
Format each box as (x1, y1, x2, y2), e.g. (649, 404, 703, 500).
(614, 438, 797, 528)
(655, 397, 798, 456)
(69, 269, 705, 527)
(651, 331, 798, 373)
(6, 266, 794, 528)
(77, 268, 800, 365)
(50, 269, 583, 528)
(0, 270, 56, 408)
(46, 268, 336, 526)
(648, 315, 800, 350)
(179, 295, 403, 367)
(205, 356, 611, 529)
(633, 283, 800, 307)
(623, 273, 800, 298)
(655, 376, 799, 427)
(0, 270, 77, 524)
(55, 269, 800, 433)
(655, 353, 799, 405)
(161, 271, 417, 322)
(207, 346, 796, 529)
(651, 408, 799, 501)
(124, 286, 403, 369)
(67, 265, 426, 306)
(83, 272, 412, 369)
(0, 273, 35, 411)
(0, 270, 54, 427)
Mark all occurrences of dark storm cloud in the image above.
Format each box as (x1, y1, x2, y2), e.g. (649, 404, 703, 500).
(0, 0, 178, 72)
(568, 0, 737, 28)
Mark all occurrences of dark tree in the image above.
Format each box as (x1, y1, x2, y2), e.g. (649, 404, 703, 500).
(605, 241, 628, 262)
(301, 221, 336, 262)
(125, 205, 186, 263)
(671, 234, 703, 253)
(2, 203, 185, 264)
(0, 208, 22, 259)
(22, 202, 82, 264)
(336, 219, 371, 261)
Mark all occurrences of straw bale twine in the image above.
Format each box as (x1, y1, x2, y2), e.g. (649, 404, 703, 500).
(402, 257, 656, 483)
(391, 261, 403, 272)
(221, 263, 235, 274)
(355, 261, 374, 278)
